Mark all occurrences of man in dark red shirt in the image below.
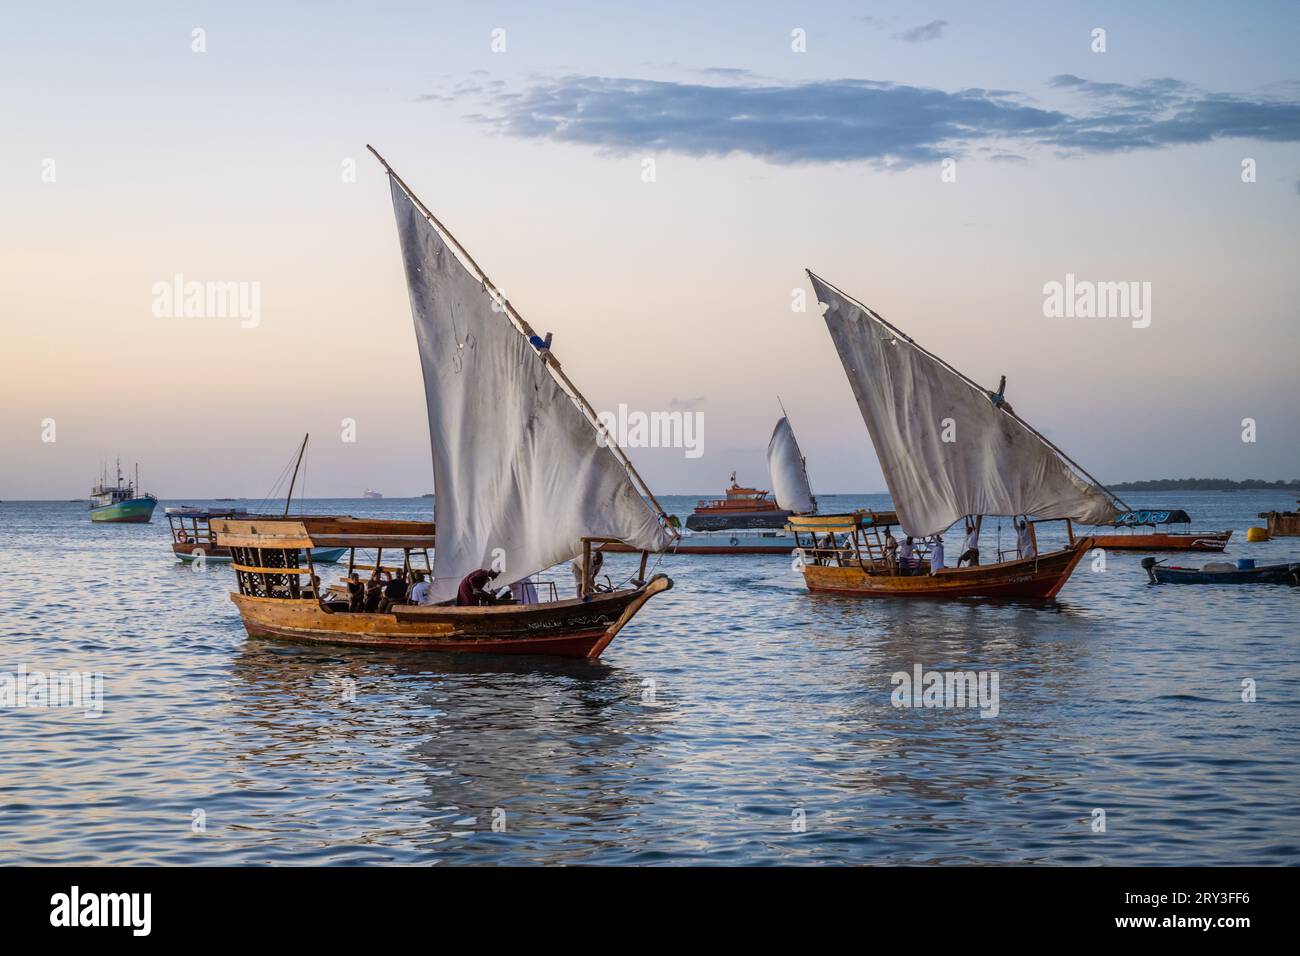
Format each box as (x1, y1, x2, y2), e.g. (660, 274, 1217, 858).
(456, 568, 500, 606)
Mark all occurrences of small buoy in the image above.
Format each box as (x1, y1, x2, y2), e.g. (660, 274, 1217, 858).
(1246, 526, 1269, 542)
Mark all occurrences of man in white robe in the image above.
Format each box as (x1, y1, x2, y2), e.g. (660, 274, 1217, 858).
(929, 534, 946, 574)
(959, 520, 980, 567)
(1017, 520, 1036, 559)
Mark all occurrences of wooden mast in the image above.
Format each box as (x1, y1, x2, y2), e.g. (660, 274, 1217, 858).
(366, 144, 678, 540)
(283, 433, 309, 517)
(806, 269, 1129, 513)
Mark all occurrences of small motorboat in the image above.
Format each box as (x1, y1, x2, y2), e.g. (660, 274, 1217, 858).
(1142, 557, 1300, 585)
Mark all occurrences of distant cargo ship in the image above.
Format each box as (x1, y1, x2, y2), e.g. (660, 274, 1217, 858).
(89, 459, 157, 523)
(363, 488, 383, 499)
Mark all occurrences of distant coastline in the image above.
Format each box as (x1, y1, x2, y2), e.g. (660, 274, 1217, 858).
(1109, 478, 1300, 492)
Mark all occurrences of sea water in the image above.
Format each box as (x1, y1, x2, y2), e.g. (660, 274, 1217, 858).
(0, 491, 1295, 864)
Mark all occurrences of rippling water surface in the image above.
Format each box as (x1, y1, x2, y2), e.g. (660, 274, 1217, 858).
(1, 492, 1297, 865)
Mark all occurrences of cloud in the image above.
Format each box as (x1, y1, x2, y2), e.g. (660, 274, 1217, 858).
(894, 19, 949, 43)
(477, 73, 1300, 169)
(487, 76, 1062, 166)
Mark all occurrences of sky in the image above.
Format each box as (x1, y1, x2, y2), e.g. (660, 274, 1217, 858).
(2, 0, 1298, 499)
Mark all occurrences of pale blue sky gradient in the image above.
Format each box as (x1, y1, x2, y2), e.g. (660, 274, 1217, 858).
(2, 1, 1298, 498)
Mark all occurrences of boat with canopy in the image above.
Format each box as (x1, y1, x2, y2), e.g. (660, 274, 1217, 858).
(167, 508, 347, 564)
(1084, 509, 1231, 552)
(790, 271, 1126, 598)
(214, 147, 677, 657)
(168, 436, 348, 564)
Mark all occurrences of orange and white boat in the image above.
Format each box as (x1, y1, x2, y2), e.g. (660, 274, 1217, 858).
(686, 473, 789, 530)
(791, 271, 1125, 600)
(1085, 509, 1230, 552)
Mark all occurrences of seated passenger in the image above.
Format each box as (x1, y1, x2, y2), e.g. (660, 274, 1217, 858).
(364, 571, 385, 612)
(408, 570, 431, 606)
(346, 573, 365, 612)
(381, 570, 409, 611)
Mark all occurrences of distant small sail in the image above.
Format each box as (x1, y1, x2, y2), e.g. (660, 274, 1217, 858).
(807, 272, 1123, 537)
(767, 417, 816, 515)
(388, 178, 674, 602)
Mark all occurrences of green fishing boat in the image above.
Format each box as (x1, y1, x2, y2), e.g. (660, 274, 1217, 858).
(89, 459, 157, 523)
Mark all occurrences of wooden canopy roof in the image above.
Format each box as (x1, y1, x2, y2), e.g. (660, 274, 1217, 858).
(786, 510, 900, 533)
(212, 516, 437, 550)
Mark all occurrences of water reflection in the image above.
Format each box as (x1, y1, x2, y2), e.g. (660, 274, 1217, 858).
(222, 642, 673, 862)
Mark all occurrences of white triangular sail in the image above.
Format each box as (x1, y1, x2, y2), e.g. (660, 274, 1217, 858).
(808, 272, 1123, 538)
(389, 178, 674, 601)
(767, 417, 816, 514)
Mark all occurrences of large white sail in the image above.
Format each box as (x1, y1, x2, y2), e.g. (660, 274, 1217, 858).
(389, 179, 674, 601)
(808, 272, 1123, 537)
(766, 417, 816, 515)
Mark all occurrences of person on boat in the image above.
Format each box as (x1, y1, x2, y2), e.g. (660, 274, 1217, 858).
(382, 570, 410, 610)
(1017, 519, 1036, 559)
(364, 571, 385, 612)
(457, 567, 501, 606)
(899, 536, 915, 575)
(883, 528, 899, 572)
(929, 534, 946, 574)
(409, 570, 431, 606)
(302, 574, 322, 599)
(958, 520, 980, 567)
(571, 550, 604, 597)
(346, 573, 365, 612)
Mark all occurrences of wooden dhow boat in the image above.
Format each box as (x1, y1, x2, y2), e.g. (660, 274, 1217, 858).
(1084, 509, 1231, 552)
(792, 272, 1128, 599)
(1258, 502, 1300, 537)
(215, 147, 677, 658)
